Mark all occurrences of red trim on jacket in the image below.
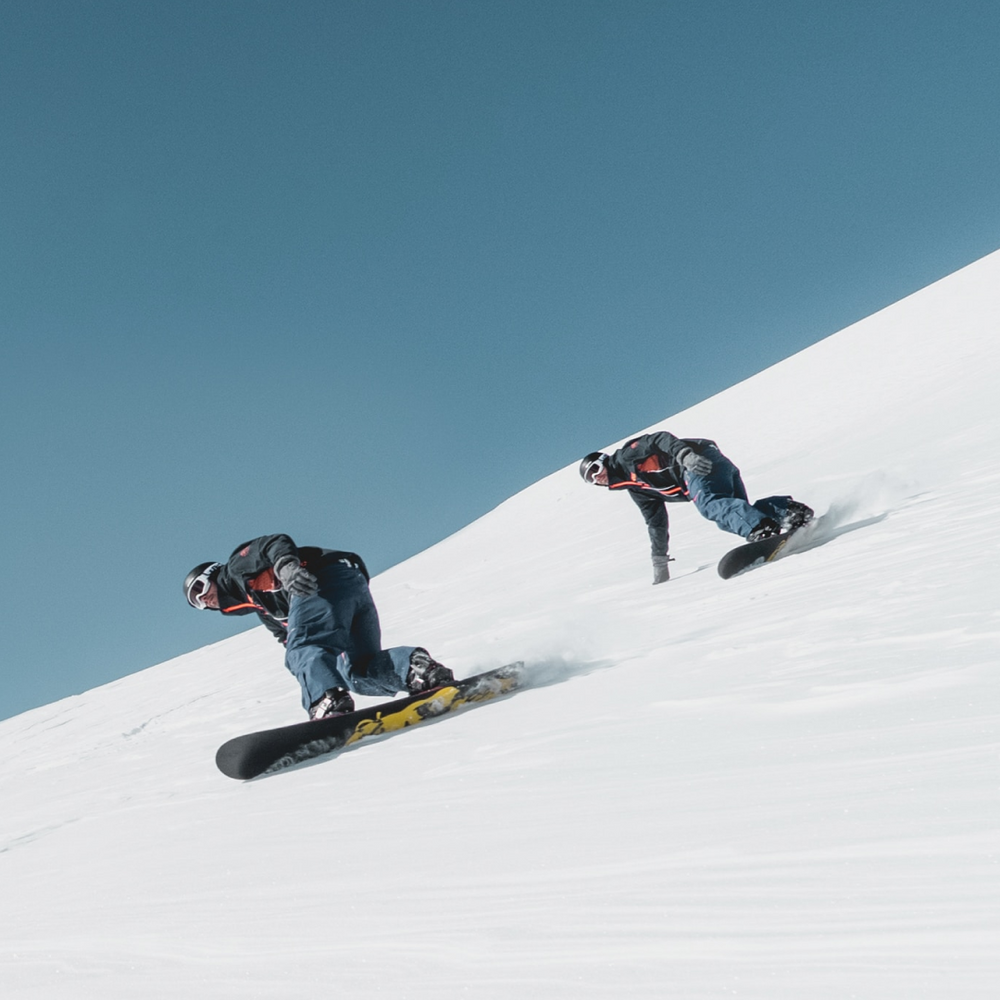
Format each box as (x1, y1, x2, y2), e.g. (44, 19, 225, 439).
(247, 568, 280, 592)
(221, 602, 288, 628)
(609, 480, 687, 498)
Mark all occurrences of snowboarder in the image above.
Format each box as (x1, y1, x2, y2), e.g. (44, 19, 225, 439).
(183, 534, 453, 719)
(579, 432, 812, 584)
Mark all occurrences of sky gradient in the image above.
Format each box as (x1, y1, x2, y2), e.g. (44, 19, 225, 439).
(3, 0, 1000, 720)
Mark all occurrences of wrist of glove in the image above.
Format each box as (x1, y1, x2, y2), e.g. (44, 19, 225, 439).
(676, 446, 713, 477)
(651, 554, 673, 585)
(273, 555, 320, 598)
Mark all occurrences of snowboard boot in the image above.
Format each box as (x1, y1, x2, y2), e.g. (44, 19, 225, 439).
(781, 500, 814, 533)
(747, 517, 781, 542)
(406, 648, 455, 694)
(309, 687, 355, 720)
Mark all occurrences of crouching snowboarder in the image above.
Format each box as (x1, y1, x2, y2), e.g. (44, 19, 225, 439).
(580, 432, 813, 584)
(183, 534, 453, 718)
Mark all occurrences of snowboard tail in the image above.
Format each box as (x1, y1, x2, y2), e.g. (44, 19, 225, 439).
(216, 662, 526, 780)
(717, 531, 793, 579)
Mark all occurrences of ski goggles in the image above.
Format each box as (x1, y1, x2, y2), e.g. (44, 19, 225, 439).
(582, 457, 605, 484)
(186, 563, 222, 609)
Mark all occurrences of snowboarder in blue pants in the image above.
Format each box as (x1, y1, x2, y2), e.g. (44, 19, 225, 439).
(184, 534, 453, 718)
(580, 433, 812, 584)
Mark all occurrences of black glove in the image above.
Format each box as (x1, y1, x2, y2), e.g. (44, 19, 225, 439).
(676, 446, 712, 477)
(274, 555, 320, 597)
(652, 554, 672, 585)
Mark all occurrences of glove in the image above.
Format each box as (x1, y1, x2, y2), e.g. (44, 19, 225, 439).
(274, 555, 320, 598)
(651, 554, 672, 585)
(676, 446, 712, 477)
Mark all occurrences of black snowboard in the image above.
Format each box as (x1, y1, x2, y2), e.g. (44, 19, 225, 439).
(216, 662, 526, 780)
(717, 531, 795, 579)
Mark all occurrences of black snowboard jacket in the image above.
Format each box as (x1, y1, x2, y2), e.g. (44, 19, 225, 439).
(604, 432, 716, 557)
(215, 534, 369, 644)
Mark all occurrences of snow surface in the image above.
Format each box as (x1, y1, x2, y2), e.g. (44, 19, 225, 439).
(2, 251, 999, 998)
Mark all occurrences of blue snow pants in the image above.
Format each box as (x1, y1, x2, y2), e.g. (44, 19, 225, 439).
(284, 562, 416, 711)
(683, 445, 794, 539)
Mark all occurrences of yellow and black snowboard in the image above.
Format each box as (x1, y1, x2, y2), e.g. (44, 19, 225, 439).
(216, 662, 525, 779)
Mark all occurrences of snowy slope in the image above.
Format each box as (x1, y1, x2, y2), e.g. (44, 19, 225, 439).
(2, 251, 999, 999)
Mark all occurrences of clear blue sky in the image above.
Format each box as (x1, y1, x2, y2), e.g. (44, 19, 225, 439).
(2, 0, 999, 721)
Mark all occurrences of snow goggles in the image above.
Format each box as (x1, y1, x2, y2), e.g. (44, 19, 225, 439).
(186, 563, 222, 609)
(582, 457, 605, 484)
